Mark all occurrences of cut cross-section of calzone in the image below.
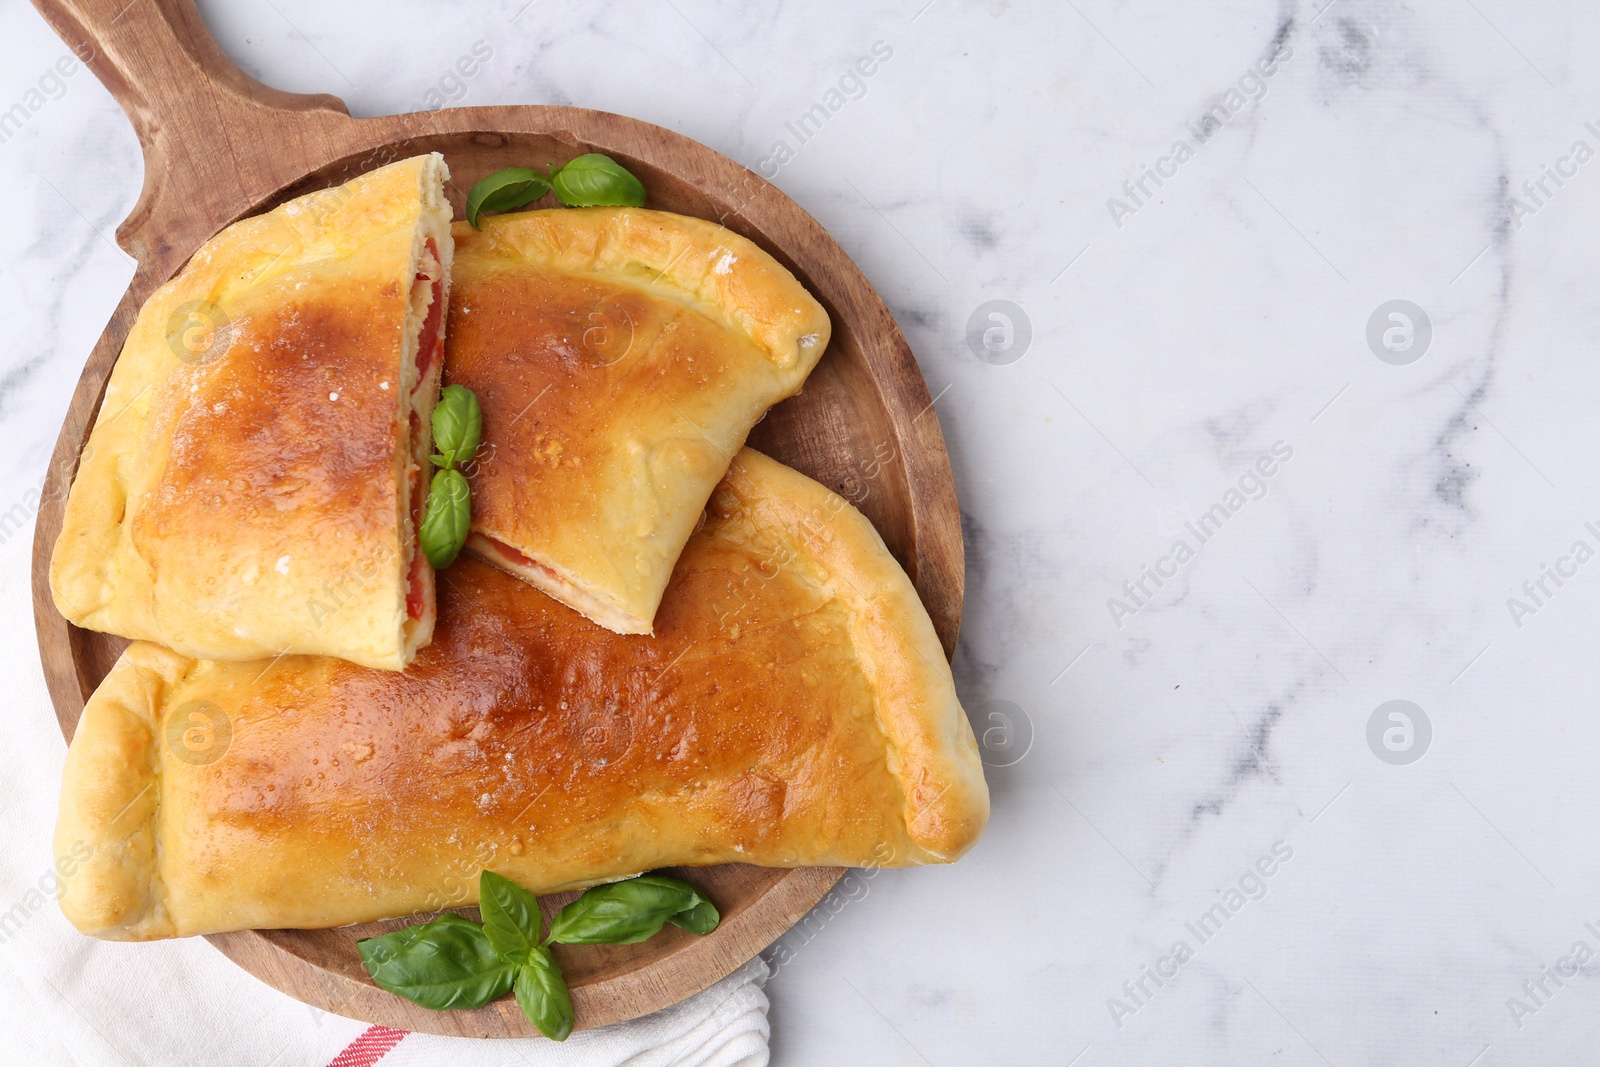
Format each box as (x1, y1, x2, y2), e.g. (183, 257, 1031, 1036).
(55, 449, 988, 939)
(447, 208, 831, 634)
(50, 153, 454, 670)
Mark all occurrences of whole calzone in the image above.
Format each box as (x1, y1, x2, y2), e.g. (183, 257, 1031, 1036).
(55, 449, 988, 939)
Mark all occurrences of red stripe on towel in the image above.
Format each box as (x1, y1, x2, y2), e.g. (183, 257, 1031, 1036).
(323, 1025, 408, 1067)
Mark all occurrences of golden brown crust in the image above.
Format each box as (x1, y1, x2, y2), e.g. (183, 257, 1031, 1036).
(709, 452, 990, 860)
(447, 209, 831, 635)
(54, 643, 185, 938)
(50, 154, 453, 671)
(55, 449, 987, 940)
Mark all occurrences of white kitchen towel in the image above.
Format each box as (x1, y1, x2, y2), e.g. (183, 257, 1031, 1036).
(0, 520, 771, 1067)
(385, 959, 770, 1067)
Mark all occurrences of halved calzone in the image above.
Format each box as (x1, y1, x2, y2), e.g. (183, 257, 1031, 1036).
(446, 208, 831, 634)
(50, 153, 454, 670)
(55, 449, 988, 939)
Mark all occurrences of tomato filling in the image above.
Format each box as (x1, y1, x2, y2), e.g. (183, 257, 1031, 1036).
(413, 237, 444, 391)
(483, 534, 536, 569)
(402, 237, 443, 624)
(405, 469, 427, 619)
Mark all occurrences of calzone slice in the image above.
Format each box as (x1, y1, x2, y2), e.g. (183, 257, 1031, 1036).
(446, 208, 831, 635)
(55, 449, 988, 940)
(50, 153, 454, 670)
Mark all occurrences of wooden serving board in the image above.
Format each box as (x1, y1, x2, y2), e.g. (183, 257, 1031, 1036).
(28, 0, 964, 1039)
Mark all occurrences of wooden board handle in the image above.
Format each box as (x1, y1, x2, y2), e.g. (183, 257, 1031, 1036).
(30, 0, 354, 263)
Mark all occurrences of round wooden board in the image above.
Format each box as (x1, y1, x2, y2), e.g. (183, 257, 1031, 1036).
(28, 0, 964, 1039)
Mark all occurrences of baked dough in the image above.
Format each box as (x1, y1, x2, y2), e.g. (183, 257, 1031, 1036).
(55, 449, 987, 939)
(446, 208, 831, 635)
(50, 154, 454, 670)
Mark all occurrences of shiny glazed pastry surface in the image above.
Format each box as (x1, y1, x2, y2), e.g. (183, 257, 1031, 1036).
(49, 153, 453, 670)
(447, 208, 831, 635)
(55, 450, 988, 939)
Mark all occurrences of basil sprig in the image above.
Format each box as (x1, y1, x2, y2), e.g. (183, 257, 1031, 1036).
(356, 913, 516, 1010)
(547, 154, 647, 208)
(464, 167, 550, 229)
(419, 469, 470, 569)
(548, 873, 720, 944)
(418, 385, 482, 569)
(357, 870, 719, 1040)
(430, 383, 482, 468)
(466, 154, 646, 229)
(479, 871, 575, 1040)
(480, 867, 542, 964)
(515, 948, 575, 1041)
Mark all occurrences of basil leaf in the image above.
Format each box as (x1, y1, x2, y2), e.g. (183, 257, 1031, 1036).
(668, 898, 720, 936)
(548, 874, 707, 945)
(514, 947, 575, 1041)
(549, 154, 647, 208)
(357, 913, 516, 1010)
(480, 870, 543, 966)
(466, 167, 551, 229)
(419, 467, 471, 569)
(431, 384, 482, 468)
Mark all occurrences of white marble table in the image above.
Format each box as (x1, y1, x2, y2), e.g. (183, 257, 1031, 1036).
(3, 0, 1598, 1063)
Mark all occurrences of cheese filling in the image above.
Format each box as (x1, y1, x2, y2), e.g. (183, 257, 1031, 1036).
(472, 532, 649, 635)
